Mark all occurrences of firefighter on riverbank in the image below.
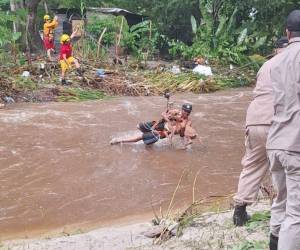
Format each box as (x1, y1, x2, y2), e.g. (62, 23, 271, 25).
(59, 29, 83, 85)
(266, 10, 300, 250)
(232, 37, 288, 228)
(43, 14, 58, 61)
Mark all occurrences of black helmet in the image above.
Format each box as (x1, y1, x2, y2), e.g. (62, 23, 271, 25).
(182, 103, 192, 113)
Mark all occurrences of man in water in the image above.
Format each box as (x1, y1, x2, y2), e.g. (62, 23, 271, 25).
(110, 103, 197, 147)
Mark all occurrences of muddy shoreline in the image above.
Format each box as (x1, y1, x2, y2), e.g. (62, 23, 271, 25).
(2, 200, 271, 250)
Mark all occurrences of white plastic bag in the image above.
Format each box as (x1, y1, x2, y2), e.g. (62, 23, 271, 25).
(192, 65, 213, 76)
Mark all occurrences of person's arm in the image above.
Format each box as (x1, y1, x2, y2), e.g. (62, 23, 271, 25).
(151, 120, 159, 130)
(165, 127, 174, 146)
(70, 27, 79, 39)
(184, 124, 200, 147)
(161, 111, 170, 122)
(181, 118, 190, 129)
(186, 120, 192, 126)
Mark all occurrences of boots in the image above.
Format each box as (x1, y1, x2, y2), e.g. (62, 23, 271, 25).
(76, 68, 83, 76)
(61, 79, 67, 85)
(233, 204, 250, 226)
(269, 234, 278, 250)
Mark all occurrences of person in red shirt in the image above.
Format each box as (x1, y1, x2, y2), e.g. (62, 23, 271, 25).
(59, 29, 82, 85)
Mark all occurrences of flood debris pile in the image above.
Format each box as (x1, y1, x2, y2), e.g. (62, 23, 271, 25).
(85, 69, 156, 96)
(0, 56, 256, 104)
(143, 196, 232, 244)
(138, 199, 270, 250)
(140, 72, 220, 94)
(148, 204, 269, 250)
(140, 175, 273, 248)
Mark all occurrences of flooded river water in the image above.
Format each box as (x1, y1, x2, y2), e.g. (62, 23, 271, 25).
(0, 88, 252, 239)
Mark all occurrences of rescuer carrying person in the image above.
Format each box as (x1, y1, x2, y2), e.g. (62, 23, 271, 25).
(43, 14, 58, 61)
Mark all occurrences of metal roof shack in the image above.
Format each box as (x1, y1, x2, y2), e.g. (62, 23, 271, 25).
(87, 7, 148, 27)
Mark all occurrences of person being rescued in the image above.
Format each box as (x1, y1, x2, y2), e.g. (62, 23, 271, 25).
(59, 29, 83, 85)
(43, 14, 58, 61)
(110, 103, 198, 148)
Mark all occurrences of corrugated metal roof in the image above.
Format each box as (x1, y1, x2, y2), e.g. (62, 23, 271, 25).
(87, 7, 148, 27)
(87, 7, 145, 17)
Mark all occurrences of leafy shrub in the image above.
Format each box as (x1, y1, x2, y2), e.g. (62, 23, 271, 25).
(87, 14, 164, 61)
(86, 15, 118, 46)
(122, 20, 161, 59)
(0, 10, 21, 48)
(168, 1, 272, 65)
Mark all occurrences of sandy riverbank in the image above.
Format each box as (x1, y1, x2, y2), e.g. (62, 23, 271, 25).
(2, 200, 271, 250)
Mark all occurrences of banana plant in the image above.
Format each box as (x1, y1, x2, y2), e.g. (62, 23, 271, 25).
(0, 10, 21, 47)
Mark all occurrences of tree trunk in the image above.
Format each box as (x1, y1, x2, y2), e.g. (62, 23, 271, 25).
(10, 0, 26, 31)
(26, 0, 43, 53)
(10, 0, 18, 32)
(43, 0, 49, 13)
(10, 0, 28, 51)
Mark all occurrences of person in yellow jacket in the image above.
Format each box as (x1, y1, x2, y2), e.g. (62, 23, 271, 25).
(43, 14, 58, 61)
(59, 29, 83, 85)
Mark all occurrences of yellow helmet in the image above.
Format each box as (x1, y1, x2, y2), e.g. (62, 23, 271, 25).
(44, 14, 50, 21)
(60, 34, 70, 44)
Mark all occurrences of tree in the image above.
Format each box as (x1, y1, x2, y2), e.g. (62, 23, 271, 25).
(99, 0, 200, 43)
(26, 0, 43, 53)
(10, 0, 23, 32)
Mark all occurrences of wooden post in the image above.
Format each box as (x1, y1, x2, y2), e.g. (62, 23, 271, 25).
(149, 20, 152, 41)
(117, 16, 124, 46)
(145, 20, 152, 64)
(97, 27, 107, 58)
(115, 17, 124, 64)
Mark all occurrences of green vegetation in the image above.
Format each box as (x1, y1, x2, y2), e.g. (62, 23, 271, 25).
(247, 210, 271, 223)
(1, 0, 299, 63)
(245, 210, 270, 233)
(13, 77, 38, 91)
(86, 14, 162, 61)
(229, 211, 270, 249)
(232, 240, 268, 250)
(87, 15, 119, 47)
(0, 0, 298, 102)
(56, 88, 106, 102)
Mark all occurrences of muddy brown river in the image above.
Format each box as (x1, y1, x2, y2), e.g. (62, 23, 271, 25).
(0, 88, 252, 240)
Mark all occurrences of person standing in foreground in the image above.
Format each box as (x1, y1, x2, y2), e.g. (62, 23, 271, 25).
(267, 10, 300, 250)
(233, 37, 288, 226)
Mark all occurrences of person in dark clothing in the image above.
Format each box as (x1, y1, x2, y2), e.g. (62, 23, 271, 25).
(110, 103, 197, 146)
